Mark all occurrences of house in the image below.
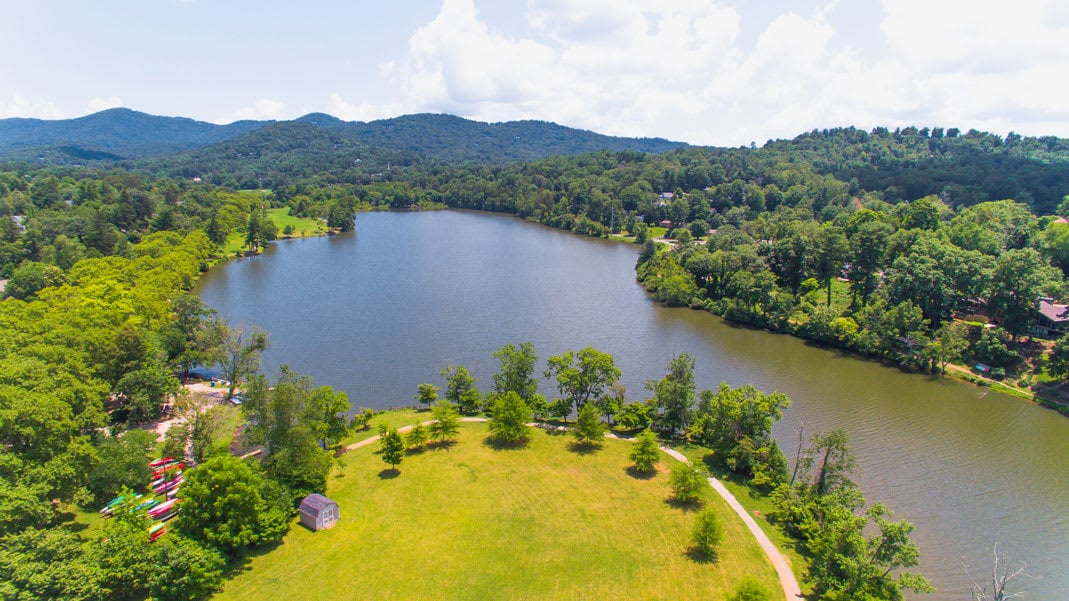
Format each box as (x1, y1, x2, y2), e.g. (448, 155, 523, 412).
(658, 219, 673, 229)
(298, 493, 340, 531)
(1033, 298, 1069, 339)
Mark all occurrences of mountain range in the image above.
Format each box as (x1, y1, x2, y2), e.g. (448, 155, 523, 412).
(0, 108, 686, 165)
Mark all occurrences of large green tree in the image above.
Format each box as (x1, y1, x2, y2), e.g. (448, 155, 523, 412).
(544, 347, 621, 413)
(647, 353, 697, 434)
(175, 455, 291, 556)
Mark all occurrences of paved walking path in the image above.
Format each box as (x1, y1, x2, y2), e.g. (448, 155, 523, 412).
(660, 446, 803, 600)
(339, 418, 802, 599)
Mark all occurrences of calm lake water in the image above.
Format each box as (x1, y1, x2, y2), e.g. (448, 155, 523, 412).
(196, 210, 1069, 600)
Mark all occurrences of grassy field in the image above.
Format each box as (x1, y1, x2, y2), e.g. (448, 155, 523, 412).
(222, 207, 328, 255)
(215, 422, 783, 601)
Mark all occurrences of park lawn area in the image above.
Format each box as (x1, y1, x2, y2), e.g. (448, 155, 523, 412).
(215, 422, 783, 601)
(266, 207, 327, 238)
(335, 408, 428, 447)
(674, 444, 810, 590)
(220, 207, 328, 256)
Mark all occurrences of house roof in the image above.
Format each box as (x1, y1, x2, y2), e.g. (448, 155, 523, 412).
(1038, 298, 1069, 323)
(299, 493, 337, 516)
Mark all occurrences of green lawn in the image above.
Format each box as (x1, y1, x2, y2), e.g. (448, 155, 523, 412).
(221, 207, 328, 256)
(674, 444, 810, 591)
(334, 408, 428, 447)
(266, 207, 327, 238)
(215, 422, 783, 601)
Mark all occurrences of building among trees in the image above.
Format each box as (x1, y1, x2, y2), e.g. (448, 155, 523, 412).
(298, 494, 340, 531)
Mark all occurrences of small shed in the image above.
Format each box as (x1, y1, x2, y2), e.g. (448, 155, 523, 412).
(298, 494, 340, 531)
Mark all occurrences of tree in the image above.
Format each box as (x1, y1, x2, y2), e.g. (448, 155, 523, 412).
(429, 399, 460, 443)
(264, 426, 332, 497)
(629, 429, 661, 474)
(116, 360, 180, 424)
(87, 429, 156, 503)
(1, 261, 66, 300)
(199, 321, 269, 401)
(691, 508, 724, 558)
(694, 383, 790, 483)
(804, 429, 856, 496)
(414, 383, 439, 408)
(668, 462, 706, 504)
(492, 342, 539, 403)
(405, 423, 429, 450)
(175, 455, 291, 556)
(544, 347, 621, 413)
(1047, 333, 1069, 380)
(573, 402, 606, 446)
(440, 365, 481, 415)
(965, 543, 1029, 601)
(353, 408, 375, 431)
(380, 429, 405, 469)
(241, 367, 350, 454)
(988, 248, 1060, 341)
(808, 503, 933, 600)
(488, 391, 532, 445)
(815, 226, 849, 306)
(0, 527, 105, 601)
(923, 322, 970, 374)
(647, 353, 697, 434)
(149, 535, 226, 601)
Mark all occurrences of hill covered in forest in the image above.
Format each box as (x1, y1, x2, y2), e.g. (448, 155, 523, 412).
(0, 109, 685, 166)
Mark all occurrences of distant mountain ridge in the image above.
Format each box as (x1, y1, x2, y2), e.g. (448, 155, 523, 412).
(0, 108, 687, 164)
(0, 108, 267, 159)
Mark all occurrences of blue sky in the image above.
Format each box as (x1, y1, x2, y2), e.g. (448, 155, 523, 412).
(2, 0, 1068, 146)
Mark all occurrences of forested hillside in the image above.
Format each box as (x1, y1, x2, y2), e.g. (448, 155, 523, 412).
(0, 109, 686, 166)
(0, 108, 266, 160)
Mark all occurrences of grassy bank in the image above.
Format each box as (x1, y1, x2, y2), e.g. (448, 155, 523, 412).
(215, 422, 782, 601)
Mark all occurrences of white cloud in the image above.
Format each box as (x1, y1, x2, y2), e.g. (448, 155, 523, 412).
(327, 94, 405, 122)
(230, 98, 288, 122)
(0, 96, 66, 120)
(378, 0, 1069, 145)
(88, 96, 123, 112)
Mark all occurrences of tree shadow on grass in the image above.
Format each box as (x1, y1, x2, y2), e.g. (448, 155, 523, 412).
(405, 446, 427, 456)
(482, 436, 530, 450)
(663, 497, 703, 512)
(685, 547, 718, 564)
(625, 465, 657, 480)
(567, 440, 601, 455)
(226, 538, 285, 576)
(427, 439, 457, 451)
(378, 468, 400, 479)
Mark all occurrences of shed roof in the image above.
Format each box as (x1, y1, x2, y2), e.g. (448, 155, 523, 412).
(1038, 298, 1069, 323)
(299, 493, 337, 516)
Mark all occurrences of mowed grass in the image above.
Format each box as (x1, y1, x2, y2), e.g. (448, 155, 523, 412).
(221, 207, 328, 255)
(215, 423, 783, 601)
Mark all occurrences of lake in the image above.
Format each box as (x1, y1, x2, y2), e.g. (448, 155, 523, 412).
(196, 210, 1069, 600)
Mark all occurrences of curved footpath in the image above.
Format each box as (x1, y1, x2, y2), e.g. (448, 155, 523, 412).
(339, 418, 801, 600)
(659, 446, 803, 600)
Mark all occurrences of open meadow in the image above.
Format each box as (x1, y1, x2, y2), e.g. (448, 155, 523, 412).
(214, 422, 781, 601)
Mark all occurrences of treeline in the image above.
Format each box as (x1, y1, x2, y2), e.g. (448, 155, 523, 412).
(637, 197, 1067, 378)
(0, 166, 362, 599)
